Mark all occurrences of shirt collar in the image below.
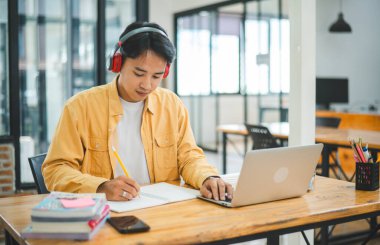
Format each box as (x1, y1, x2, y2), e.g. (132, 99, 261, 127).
(144, 93, 156, 115)
(108, 76, 123, 116)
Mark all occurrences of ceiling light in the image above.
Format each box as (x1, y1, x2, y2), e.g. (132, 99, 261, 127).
(329, 0, 352, 33)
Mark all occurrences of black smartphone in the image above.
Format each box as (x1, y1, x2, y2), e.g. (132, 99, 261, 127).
(107, 216, 150, 234)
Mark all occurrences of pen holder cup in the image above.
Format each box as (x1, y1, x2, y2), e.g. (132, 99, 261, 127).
(355, 162, 379, 191)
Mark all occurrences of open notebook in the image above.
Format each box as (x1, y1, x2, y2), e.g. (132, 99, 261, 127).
(108, 182, 200, 213)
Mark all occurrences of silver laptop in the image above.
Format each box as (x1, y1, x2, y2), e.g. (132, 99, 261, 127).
(198, 144, 323, 207)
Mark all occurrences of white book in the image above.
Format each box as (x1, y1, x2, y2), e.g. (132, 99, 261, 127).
(108, 182, 200, 213)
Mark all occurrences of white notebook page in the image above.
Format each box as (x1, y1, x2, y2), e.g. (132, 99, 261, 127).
(108, 182, 200, 213)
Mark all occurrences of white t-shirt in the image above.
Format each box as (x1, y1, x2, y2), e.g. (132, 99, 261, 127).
(115, 98, 150, 185)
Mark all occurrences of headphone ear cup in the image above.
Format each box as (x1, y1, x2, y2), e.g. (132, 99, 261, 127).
(110, 53, 123, 73)
(163, 64, 170, 78)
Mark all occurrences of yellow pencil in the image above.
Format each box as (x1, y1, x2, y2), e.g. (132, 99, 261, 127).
(111, 146, 140, 198)
(111, 146, 130, 177)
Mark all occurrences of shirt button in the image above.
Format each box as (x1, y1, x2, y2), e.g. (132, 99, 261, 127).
(96, 143, 100, 148)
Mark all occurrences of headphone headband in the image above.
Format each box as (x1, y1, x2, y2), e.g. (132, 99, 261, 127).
(118, 27, 168, 46)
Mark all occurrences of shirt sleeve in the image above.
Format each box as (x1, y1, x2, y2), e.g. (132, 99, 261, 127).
(42, 104, 108, 193)
(175, 98, 219, 189)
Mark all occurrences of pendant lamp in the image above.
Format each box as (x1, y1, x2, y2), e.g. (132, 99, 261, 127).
(329, 0, 352, 33)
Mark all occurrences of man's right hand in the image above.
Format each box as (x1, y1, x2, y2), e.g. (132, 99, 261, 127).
(96, 176, 140, 201)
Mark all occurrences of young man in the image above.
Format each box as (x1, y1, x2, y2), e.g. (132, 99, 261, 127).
(42, 22, 233, 201)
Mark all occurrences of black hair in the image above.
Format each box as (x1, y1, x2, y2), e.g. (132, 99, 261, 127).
(119, 22, 176, 64)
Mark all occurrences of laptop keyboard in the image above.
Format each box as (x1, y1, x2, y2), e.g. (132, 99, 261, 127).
(224, 195, 232, 203)
(218, 173, 238, 203)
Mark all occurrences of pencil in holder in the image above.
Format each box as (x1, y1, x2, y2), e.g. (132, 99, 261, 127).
(355, 162, 379, 191)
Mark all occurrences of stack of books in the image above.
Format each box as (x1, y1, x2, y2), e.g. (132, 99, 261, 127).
(21, 192, 109, 240)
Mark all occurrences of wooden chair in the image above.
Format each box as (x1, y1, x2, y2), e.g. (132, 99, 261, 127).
(28, 153, 49, 194)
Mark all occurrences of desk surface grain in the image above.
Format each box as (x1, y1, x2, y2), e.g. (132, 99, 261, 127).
(1, 177, 380, 244)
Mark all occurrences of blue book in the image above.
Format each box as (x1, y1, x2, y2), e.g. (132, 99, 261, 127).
(30, 205, 110, 231)
(31, 192, 106, 219)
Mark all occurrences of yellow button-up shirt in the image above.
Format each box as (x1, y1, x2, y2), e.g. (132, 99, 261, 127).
(42, 78, 218, 193)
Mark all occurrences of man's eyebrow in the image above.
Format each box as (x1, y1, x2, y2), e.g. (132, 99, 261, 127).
(135, 67, 147, 72)
(135, 66, 164, 75)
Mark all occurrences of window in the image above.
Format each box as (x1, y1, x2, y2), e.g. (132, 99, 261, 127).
(17, 0, 136, 185)
(105, 0, 136, 83)
(177, 14, 211, 96)
(71, 0, 97, 94)
(19, 0, 99, 150)
(245, 18, 289, 95)
(0, 0, 9, 136)
(176, 12, 241, 95)
(212, 13, 240, 94)
(175, 2, 289, 96)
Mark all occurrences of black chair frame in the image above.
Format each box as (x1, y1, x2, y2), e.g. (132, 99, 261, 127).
(28, 153, 49, 194)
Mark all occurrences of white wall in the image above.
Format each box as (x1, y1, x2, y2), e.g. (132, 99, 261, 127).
(316, 0, 380, 112)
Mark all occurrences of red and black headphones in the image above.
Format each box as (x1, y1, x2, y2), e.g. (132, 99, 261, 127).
(108, 26, 171, 78)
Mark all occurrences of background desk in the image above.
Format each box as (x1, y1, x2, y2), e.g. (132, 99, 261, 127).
(1, 177, 380, 245)
(217, 123, 380, 175)
(316, 111, 380, 131)
(317, 111, 380, 174)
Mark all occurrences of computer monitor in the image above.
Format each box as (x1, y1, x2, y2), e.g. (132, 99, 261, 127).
(316, 77, 349, 110)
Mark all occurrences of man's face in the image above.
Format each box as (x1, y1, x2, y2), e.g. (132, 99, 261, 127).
(117, 50, 167, 102)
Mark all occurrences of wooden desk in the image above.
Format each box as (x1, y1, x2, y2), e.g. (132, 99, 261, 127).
(316, 110, 380, 131)
(317, 111, 380, 173)
(218, 123, 380, 175)
(1, 177, 380, 245)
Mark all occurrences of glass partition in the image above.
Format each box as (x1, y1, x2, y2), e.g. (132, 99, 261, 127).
(71, 0, 97, 94)
(177, 13, 211, 96)
(212, 3, 243, 94)
(175, 0, 290, 151)
(176, 1, 289, 97)
(245, 0, 289, 123)
(105, 0, 136, 83)
(245, 0, 289, 95)
(17, 0, 136, 184)
(0, 0, 9, 136)
(19, 0, 70, 183)
(176, 3, 244, 96)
